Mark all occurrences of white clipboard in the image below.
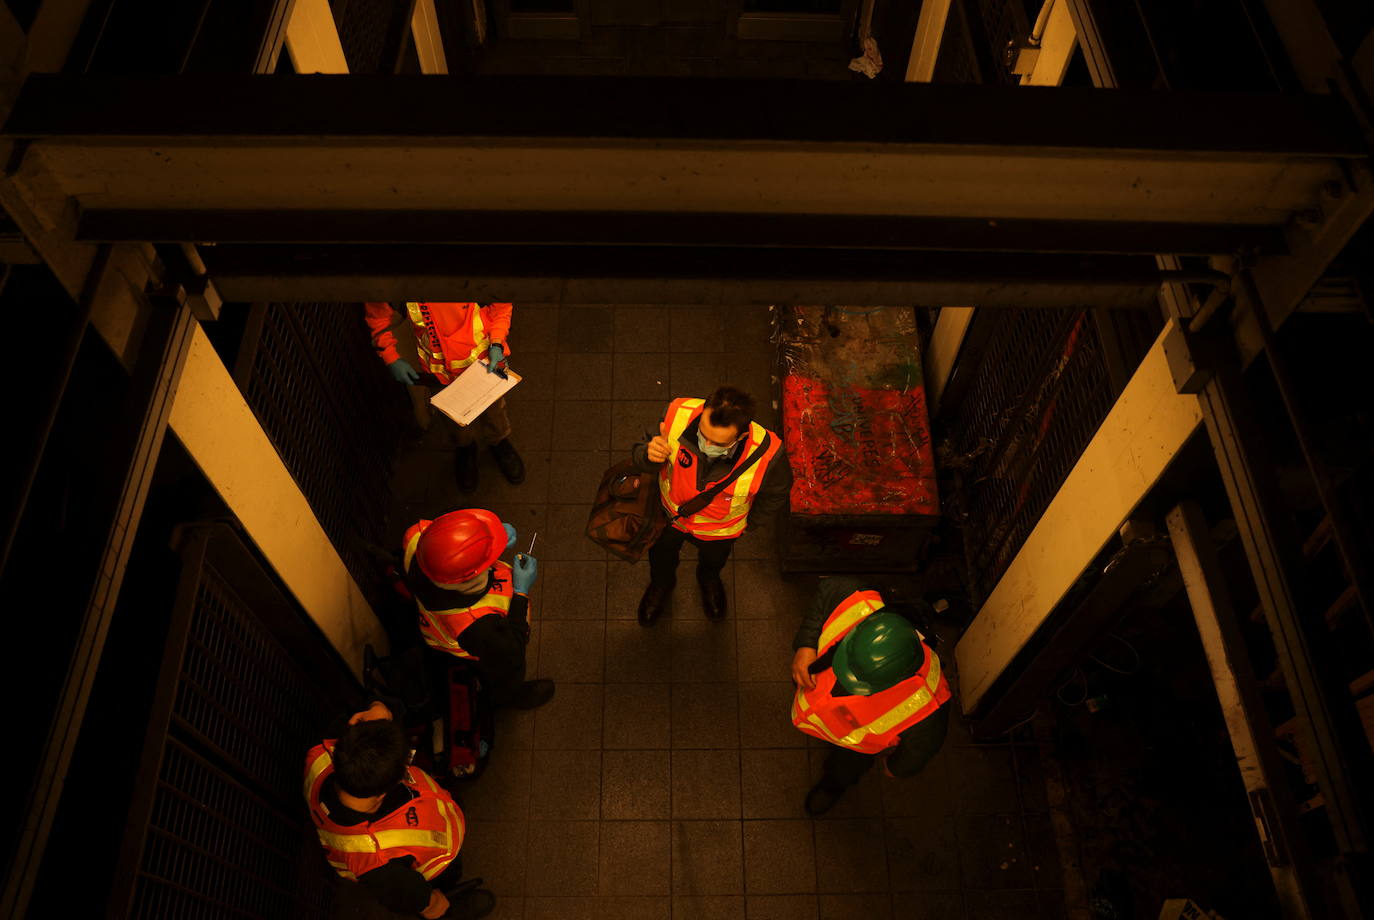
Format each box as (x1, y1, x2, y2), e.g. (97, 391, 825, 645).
(429, 360, 522, 426)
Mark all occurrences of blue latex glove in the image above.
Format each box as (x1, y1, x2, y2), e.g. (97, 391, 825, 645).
(486, 342, 506, 375)
(511, 553, 537, 594)
(388, 358, 421, 386)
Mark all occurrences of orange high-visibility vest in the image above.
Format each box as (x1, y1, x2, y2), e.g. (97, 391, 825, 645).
(658, 397, 782, 541)
(791, 589, 951, 754)
(405, 302, 491, 382)
(404, 521, 514, 659)
(304, 741, 465, 882)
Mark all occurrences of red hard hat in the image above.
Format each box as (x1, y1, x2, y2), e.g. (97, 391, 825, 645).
(415, 509, 508, 586)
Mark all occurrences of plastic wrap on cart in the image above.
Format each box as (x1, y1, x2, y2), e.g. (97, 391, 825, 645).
(777, 305, 940, 517)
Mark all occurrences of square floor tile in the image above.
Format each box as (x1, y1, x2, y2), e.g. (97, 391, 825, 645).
(746, 895, 819, 920)
(735, 619, 797, 682)
(539, 560, 608, 619)
(885, 818, 961, 892)
(880, 748, 951, 819)
(963, 889, 1039, 920)
(602, 750, 671, 820)
(506, 397, 555, 452)
(673, 895, 745, 919)
(738, 683, 808, 749)
(672, 683, 740, 748)
(1015, 746, 1050, 813)
(741, 749, 811, 820)
(537, 621, 606, 682)
(948, 746, 1019, 815)
(556, 352, 614, 400)
(890, 889, 963, 919)
(541, 504, 610, 561)
(391, 449, 448, 504)
(525, 821, 600, 895)
(615, 306, 671, 353)
(734, 562, 812, 620)
(529, 749, 602, 820)
(1024, 813, 1063, 890)
(604, 683, 672, 749)
(806, 748, 883, 819)
(484, 895, 524, 920)
(462, 747, 532, 821)
(743, 820, 817, 894)
(553, 399, 613, 448)
(514, 304, 560, 353)
(606, 621, 674, 682)
(559, 305, 615, 353)
(462, 820, 529, 896)
(533, 682, 604, 750)
(670, 307, 725, 352)
(614, 352, 672, 401)
(730, 526, 778, 561)
(819, 893, 894, 920)
(611, 400, 667, 451)
(493, 704, 536, 752)
(526, 896, 671, 920)
(457, 447, 553, 505)
(514, 353, 559, 401)
(953, 813, 1031, 890)
(813, 819, 889, 893)
(599, 821, 672, 895)
(672, 750, 742, 820)
(672, 619, 738, 683)
(671, 821, 744, 896)
(607, 563, 652, 620)
(549, 449, 615, 503)
(721, 352, 774, 418)
(671, 353, 726, 402)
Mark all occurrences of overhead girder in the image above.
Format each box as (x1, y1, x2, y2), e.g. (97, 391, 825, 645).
(3, 75, 1364, 238)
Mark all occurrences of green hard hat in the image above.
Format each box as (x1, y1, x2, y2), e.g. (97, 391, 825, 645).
(832, 611, 923, 695)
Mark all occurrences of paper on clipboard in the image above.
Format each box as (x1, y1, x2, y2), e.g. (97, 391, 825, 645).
(430, 361, 522, 426)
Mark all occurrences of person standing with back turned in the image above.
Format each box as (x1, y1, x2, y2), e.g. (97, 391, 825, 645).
(366, 300, 525, 493)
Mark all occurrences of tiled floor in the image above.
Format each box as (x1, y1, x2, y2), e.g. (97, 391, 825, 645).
(376, 304, 1066, 920)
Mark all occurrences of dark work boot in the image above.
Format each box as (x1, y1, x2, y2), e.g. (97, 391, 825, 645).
(700, 575, 727, 621)
(638, 582, 673, 626)
(490, 438, 526, 485)
(443, 884, 496, 919)
(508, 679, 555, 710)
(455, 443, 479, 493)
(803, 781, 846, 817)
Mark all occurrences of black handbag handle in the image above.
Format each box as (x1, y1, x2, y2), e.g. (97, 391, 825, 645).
(672, 433, 772, 521)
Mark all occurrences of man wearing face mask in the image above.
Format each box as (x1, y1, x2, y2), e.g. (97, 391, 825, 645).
(631, 386, 793, 624)
(403, 508, 554, 709)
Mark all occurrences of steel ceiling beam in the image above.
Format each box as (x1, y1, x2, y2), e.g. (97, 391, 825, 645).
(199, 243, 1182, 306)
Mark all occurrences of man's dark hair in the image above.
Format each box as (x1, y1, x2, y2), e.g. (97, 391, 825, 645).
(333, 719, 409, 797)
(704, 386, 756, 435)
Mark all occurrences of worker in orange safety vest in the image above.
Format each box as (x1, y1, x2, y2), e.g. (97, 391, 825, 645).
(631, 386, 792, 625)
(305, 700, 494, 919)
(789, 577, 953, 816)
(365, 301, 525, 493)
(403, 508, 553, 710)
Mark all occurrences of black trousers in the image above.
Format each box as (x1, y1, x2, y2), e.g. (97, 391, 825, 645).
(818, 704, 950, 791)
(648, 525, 736, 586)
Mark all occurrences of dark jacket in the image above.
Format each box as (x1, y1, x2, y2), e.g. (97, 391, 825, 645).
(631, 410, 793, 528)
(404, 560, 531, 704)
(792, 576, 950, 777)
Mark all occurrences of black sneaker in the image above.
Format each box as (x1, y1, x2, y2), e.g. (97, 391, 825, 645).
(454, 443, 479, 493)
(490, 439, 526, 485)
(803, 781, 845, 817)
(507, 679, 555, 710)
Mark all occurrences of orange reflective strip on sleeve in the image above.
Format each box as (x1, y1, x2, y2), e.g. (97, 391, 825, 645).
(303, 750, 332, 802)
(816, 591, 885, 653)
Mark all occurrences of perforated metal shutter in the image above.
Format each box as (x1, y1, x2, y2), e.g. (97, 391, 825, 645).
(121, 527, 349, 919)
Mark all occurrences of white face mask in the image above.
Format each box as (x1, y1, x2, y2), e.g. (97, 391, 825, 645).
(697, 430, 735, 459)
